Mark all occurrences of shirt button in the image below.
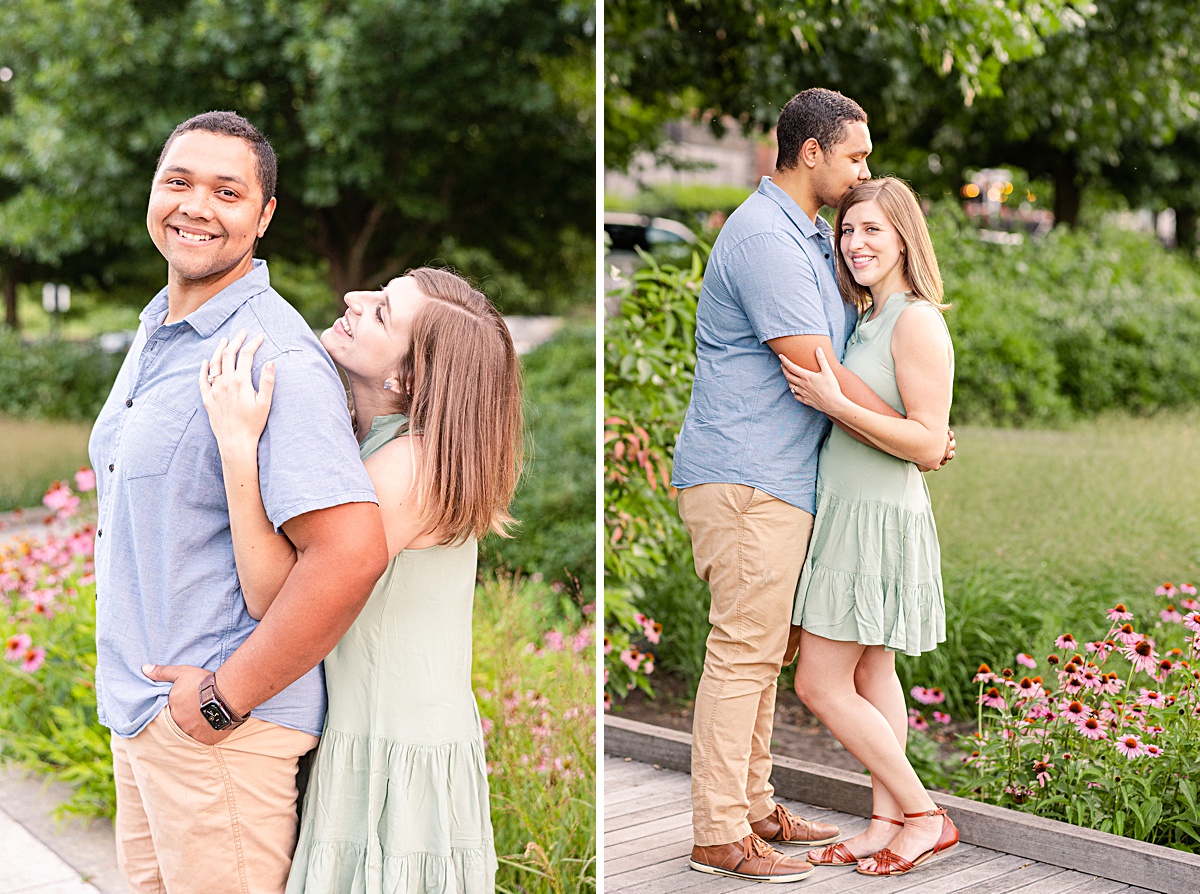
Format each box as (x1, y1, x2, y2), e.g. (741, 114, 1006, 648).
(824, 253, 830, 259)
(125, 399, 133, 407)
(108, 464, 115, 472)
(97, 529, 103, 537)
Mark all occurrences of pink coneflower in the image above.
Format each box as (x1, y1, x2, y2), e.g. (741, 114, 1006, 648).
(1144, 743, 1165, 758)
(907, 709, 929, 731)
(1183, 612, 1200, 634)
(4, 633, 31, 662)
(1122, 639, 1160, 676)
(543, 630, 565, 652)
(1087, 639, 1116, 658)
(1055, 633, 1077, 650)
(1161, 605, 1183, 623)
(1100, 672, 1124, 695)
(979, 687, 1006, 709)
(603, 692, 612, 711)
(1183, 583, 1198, 596)
(1107, 604, 1134, 621)
(1154, 659, 1175, 682)
(642, 656, 655, 675)
(1016, 653, 1037, 669)
(932, 711, 951, 724)
(1156, 583, 1178, 598)
(1114, 735, 1146, 758)
(1078, 717, 1108, 740)
(973, 663, 997, 683)
(20, 646, 46, 673)
(603, 635, 613, 655)
(74, 467, 96, 492)
(1014, 676, 1046, 699)
(1183, 597, 1200, 612)
(1144, 724, 1165, 738)
(480, 717, 494, 736)
(1033, 755, 1054, 788)
(1139, 688, 1167, 708)
(910, 686, 946, 705)
(1059, 672, 1083, 695)
(1060, 699, 1091, 722)
(1115, 624, 1142, 647)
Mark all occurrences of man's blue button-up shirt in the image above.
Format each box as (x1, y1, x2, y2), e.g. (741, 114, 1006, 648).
(89, 260, 377, 738)
(672, 177, 858, 513)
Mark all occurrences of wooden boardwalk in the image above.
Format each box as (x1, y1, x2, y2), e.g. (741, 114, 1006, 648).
(605, 757, 1162, 894)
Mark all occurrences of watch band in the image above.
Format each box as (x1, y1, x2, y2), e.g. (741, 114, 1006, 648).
(199, 672, 249, 730)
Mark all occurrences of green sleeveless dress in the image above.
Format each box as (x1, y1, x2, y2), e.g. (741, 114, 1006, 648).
(286, 413, 497, 893)
(792, 293, 952, 656)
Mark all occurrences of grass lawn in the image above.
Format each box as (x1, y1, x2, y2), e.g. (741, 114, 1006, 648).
(899, 412, 1200, 715)
(0, 416, 94, 512)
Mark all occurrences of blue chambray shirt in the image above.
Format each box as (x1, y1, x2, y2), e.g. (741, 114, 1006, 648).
(89, 260, 378, 738)
(672, 177, 858, 513)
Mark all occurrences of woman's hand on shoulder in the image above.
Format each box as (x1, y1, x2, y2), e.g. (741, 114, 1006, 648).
(199, 330, 275, 454)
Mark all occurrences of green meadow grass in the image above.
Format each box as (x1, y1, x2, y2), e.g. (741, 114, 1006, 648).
(0, 416, 94, 511)
(899, 412, 1200, 716)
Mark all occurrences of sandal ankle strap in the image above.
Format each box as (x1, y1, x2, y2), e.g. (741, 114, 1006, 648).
(871, 814, 904, 826)
(902, 807, 947, 819)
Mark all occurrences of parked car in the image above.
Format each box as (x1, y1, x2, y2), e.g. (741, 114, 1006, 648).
(603, 212, 695, 252)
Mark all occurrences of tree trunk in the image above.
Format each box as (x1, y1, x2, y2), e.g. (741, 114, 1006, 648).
(1175, 204, 1198, 255)
(1052, 157, 1081, 228)
(2, 267, 17, 330)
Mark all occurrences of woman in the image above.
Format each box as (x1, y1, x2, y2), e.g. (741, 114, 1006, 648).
(199, 268, 521, 893)
(780, 177, 957, 876)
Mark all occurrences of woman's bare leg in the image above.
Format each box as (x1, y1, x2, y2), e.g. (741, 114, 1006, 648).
(793, 631, 946, 868)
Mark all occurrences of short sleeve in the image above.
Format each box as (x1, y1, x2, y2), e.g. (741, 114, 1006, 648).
(254, 347, 378, 530)
(726, 232, 832, 344)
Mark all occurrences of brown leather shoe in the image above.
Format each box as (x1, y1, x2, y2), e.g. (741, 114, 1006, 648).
(751, 803, 840, 846)
(690, 833, 814, 883)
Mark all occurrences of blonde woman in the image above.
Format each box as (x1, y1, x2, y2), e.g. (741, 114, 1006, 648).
(780, 178, 958, 876)
(199, 268, 521, 893)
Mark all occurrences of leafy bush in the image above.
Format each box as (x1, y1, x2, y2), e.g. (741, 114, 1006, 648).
(0, 331, 123, 421)
(609, 183, 755, 228)
(603, 252, 708, 705)
(483, 324, 596, 600)
(931, 202, 1200, 424)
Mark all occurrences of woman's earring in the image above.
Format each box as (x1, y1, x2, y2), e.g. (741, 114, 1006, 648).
(383, 381, 392, 390)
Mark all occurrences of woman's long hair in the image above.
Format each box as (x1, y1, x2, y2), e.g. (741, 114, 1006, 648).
(833, 177, 948, 313)
(393, 267, 523, 544)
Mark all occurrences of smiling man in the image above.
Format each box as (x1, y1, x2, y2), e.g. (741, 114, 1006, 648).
(88, 111, 388, 894)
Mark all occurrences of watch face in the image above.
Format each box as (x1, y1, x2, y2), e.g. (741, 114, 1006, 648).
(200, 701, 231, 730)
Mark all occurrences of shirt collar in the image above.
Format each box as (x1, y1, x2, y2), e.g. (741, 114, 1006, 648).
(139, 259, 272, 337)
(757, 176, 833, 240)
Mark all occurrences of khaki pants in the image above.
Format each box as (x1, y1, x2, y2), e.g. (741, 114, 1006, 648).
(111, 708, 319, 894)
(679, 483, 813, 846)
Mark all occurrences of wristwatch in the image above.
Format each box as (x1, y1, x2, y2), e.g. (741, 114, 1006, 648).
(199, 672, 250, 731)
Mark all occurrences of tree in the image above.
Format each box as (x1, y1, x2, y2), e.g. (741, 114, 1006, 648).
(604, 0, 1092, 172)
(925, 0, 1200, 226)
(0, 0, 595, 322)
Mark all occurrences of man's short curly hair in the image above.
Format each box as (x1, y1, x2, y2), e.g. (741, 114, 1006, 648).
(775, 89, 868, 171)
(155, 111, 277, 208)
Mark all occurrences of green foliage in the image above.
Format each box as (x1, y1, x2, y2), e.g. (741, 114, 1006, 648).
(931, 202, 1200, 424)
(611, 184, 754, 227)
(483, 324, 596, 600)
(603, 251, 706, 703)
(956, 590, 1200, 850)
(0, 0, 594, 311)
(0, 332, 122, 421)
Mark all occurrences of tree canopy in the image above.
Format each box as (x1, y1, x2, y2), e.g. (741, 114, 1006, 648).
(0, 0, 595, 324)
(604, 0, 1091, 171)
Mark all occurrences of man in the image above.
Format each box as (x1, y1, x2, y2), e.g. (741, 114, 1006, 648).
(672, 88, 926, 882)
(89, 111, 388, 893)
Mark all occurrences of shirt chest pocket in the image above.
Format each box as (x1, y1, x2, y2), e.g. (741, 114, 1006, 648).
(121, 398, 197, 480)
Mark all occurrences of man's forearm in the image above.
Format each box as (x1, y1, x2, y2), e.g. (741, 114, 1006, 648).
(213, 516, 387, 715)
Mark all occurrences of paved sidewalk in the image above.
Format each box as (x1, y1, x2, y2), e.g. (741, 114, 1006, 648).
(0, 767, 125, 894)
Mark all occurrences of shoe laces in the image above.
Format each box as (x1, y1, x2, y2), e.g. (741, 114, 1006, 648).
(746, 833, 776, 860)
(773, 805, 799, 839)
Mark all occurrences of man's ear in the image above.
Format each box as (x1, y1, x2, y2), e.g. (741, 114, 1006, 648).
(257, 196, 278, 238)
(800, 137, 823, 170)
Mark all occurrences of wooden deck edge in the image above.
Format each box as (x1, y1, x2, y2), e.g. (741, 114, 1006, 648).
(604, 715, 1200, 894)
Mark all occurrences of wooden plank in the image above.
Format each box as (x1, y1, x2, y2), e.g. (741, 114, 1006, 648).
(605, 810, 691, 846)
(605, 716, 1200, 893)
(606, 797, 692, 831)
